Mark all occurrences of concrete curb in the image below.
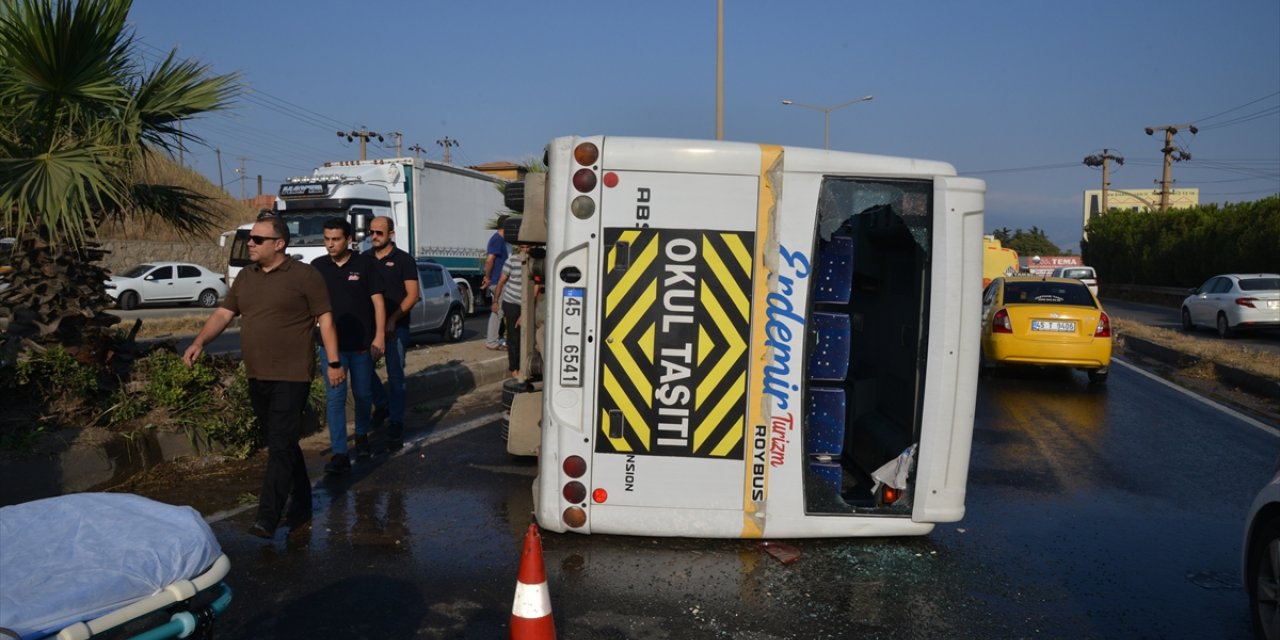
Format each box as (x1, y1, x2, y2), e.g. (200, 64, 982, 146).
(405, 354, 510, 401)
(1122, 335, 1280, 401)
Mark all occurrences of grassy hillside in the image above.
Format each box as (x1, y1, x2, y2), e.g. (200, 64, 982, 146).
(96, 153, 258, 242)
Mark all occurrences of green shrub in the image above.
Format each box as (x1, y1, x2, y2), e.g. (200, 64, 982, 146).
(1084, 196, 1280, 286)
(0, 346, 100, 452)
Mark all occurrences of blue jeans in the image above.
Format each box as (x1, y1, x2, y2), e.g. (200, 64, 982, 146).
(370, 324, 410, 424)
(318, 347, 374, 455)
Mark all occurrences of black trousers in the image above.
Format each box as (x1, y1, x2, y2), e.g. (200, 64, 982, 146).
(502, 300, 521, 373)
(247, 379, 312, 528)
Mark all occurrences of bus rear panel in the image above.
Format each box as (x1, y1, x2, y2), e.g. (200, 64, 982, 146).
(516, 136, 984, 538)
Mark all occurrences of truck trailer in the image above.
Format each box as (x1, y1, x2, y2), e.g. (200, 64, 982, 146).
(223, 157, 506, 308)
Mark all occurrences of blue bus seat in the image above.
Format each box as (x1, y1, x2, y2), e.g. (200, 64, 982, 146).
(807, 387, 846, 457)
(808, 312, 851, 381)
(813, 235, 854, 304)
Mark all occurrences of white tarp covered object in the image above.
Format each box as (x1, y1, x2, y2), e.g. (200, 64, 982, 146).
(0, 493, 221, 639)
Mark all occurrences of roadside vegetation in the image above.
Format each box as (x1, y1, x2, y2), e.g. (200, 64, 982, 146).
(1083, 196, 1280, 287)
(1114, 319, 1280, 383)
(0, 340, 323, 458)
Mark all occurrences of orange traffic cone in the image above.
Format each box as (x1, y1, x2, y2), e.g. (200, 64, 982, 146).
(510, 523, 556, 639)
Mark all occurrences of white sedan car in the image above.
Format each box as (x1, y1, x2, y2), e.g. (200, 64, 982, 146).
(1245, 465, 1280, 639)
(106, 262, 228, 310)
(1181, 273, 1280, 338)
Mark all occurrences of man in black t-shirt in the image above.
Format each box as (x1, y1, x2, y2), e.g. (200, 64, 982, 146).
(312, 219, 385, 472)
(368, 215, 419, 450)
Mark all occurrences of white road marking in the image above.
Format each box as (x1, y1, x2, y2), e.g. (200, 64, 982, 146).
(1113, 357, 1279, 438)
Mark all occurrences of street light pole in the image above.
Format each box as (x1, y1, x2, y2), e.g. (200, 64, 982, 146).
(715, 0, 724, 140)
(781, 95, 874, 149)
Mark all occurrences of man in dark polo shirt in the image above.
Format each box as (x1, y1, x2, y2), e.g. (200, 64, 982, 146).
(312, 218, 385, 474)
(367, 215, 419, 451)
(184, 216, 341, 539)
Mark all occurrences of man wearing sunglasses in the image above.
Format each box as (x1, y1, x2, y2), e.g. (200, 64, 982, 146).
(366, 215, 419, 451)
(184, 216, 341, 539)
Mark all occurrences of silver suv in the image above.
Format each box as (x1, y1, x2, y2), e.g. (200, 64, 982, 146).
(409, 260, 465, 342)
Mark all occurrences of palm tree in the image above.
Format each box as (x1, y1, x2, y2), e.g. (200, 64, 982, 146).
(0, 0, 238, 362)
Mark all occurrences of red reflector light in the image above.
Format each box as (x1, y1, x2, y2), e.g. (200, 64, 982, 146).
(603, 172, 619, 188)
(563, 481, 586, 504)
(563, 455, 587, 478)
(1095, 311, 1111, 338)
(574, 142, 599, 166)
(993, 309, 1012, 333)
(563, 506, 586, 528)
(882, 486, 901, 504)
(592, 488, 608, 503)
(1235, 297, 1258, 308)
(572, 169, 597, 193)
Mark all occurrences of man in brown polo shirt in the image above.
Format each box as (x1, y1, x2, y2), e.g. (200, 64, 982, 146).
(184, 216, 342, 539)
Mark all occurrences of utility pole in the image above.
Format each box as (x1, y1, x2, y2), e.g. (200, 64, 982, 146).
(215, 148, 224, 189)
(408, 143, 427, 159)
(235, 157, 247, 200)
(388, 131, 403, 156)
(436, 137, 459, 164)
(1082, 149, 1124, 216)
(1144, 124, 1197, 211)
(337, 126, 383, 160)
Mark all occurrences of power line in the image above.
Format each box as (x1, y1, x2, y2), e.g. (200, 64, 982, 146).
(1196, 106, 1280, 131)
(1191, 91, 1280, 125)
(961, 162, 1080, 175)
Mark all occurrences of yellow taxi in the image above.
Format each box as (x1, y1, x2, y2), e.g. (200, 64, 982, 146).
(980, 276, 1113, 384)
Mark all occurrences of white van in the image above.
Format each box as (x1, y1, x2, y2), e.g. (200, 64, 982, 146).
(1053, 265, 1098, 297)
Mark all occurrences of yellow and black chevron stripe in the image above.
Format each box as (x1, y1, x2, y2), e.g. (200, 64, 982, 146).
(597, 228, 753, 459)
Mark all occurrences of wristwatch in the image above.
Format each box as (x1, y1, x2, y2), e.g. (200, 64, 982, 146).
(327, 361, 342, 369)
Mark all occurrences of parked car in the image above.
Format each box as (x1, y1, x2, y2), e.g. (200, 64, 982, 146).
(409, 260, 465, 342)
(980, 276, 1112, 384)
(1244, 463, 1280, 639)
(105, 262, 227, 310)
(1181, 273, 1280, 339)
(1050, 265, 1098, 297)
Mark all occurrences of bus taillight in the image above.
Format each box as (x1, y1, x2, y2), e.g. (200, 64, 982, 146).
(563, 481, 587, 504)
(563, 506, 586, 528)
(572, 169, 597, 193)
(563, 455, 587, 478)
(574, 142, 599, 166)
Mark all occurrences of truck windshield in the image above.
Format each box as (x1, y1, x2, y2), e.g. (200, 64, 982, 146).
(281, 212, 342, 247)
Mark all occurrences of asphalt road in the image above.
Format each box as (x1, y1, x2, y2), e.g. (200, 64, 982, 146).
(203, 363, 1279, 639)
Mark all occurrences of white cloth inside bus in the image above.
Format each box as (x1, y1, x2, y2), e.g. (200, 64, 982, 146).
(870, 443, 918, 495)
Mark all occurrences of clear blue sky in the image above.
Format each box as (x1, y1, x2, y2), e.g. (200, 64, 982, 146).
(128, 0, 1280, 252)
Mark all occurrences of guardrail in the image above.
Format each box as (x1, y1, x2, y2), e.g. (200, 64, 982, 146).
(1101, 284, 1191, 309)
